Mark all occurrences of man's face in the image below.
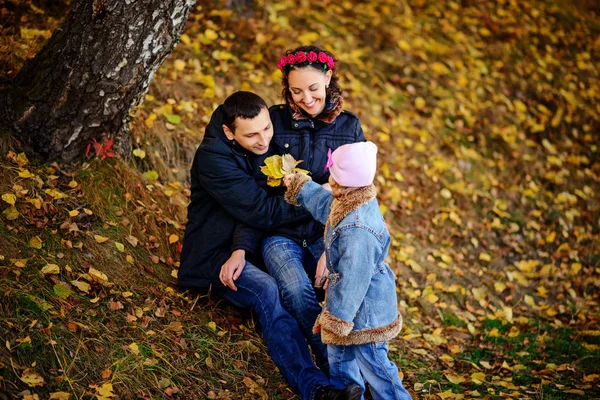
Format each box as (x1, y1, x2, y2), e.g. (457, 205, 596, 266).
(223, 107, 273, 155)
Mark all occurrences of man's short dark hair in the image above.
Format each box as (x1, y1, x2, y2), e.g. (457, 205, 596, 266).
(222, 91, 268, 133)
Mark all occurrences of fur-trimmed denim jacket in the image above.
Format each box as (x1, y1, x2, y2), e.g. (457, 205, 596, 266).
(285, 175, 402, 346)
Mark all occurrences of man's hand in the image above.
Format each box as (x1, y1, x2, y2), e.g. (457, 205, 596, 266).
(315, 252, 329, 290)
(219, 249, 246, 291)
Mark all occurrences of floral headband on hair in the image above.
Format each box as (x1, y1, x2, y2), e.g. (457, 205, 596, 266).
(277, 51, 335, 73)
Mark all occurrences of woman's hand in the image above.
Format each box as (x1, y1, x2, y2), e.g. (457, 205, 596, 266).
(315, 252, 329, 290)
(219, 249, 246, 291)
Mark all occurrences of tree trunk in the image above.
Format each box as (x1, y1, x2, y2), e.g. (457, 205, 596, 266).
(0, 0, 196, 162)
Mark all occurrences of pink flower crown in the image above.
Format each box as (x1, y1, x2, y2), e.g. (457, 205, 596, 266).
(277, 51, 335, 73)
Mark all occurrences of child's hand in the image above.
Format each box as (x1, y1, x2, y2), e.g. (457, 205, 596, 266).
(283, 173, 295, 188)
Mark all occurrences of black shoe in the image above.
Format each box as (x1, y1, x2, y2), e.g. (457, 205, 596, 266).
(315, 384, 362, 400)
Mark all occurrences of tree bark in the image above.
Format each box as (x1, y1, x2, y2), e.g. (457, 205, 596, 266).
(0, 0, 196, 162)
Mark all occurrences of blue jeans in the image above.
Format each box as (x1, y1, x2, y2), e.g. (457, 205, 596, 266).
(261, 236, 328, 370)
(214, 262, 330, 400)
(328, 342, 412, 400)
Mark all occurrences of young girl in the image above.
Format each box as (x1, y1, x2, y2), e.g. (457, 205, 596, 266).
(283, 142, 413, 400)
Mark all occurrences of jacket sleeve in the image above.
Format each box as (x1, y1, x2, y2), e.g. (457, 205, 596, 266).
(231, 223, 262, 257)
(323, 228, 381, 333)
(194, 145, 310, 231)
(292, 179, 334, 225)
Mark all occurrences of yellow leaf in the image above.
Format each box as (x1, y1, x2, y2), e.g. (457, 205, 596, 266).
(115, 242, 125, 252)
(480, 361, 492, 369)
(144, 113, 157, 128)
(169, 234, 179, 244)
(16, 152, 30, 166)
(494, 281, 506, 293)
(88, 267, 108, 284)
(173, 59, 186, 71)
(508, 326, 520, 337)
(41, 263, 60, 275)
(2, 193, 16, 205)
(71, 280, 90, 293)
(205, 356, 214, 368)
(471, 372, 486, 384)
(126, 255, 134, 264)
(207, 321, 217, 331)
(69, 210, 79, 217)
(406, 259, 424, 273)
(488, 328, 501, 338)
(415, 97, 426, 110)
(128, 342, 139, 355)
(45, 189, 68, 200)
(18, 169, 33, 178)
(411, 348, 428, 355)
(68, 180, 78, 188)
(298, 32, 319, 44)
(180, 33, 191, 45)
(49, 392, 72, 399)
(143, 170, 159, 181)
(397, 40, 411, 51)
(440, 188, 452, 199)
(29, 236, 43, 249)
(445, 373, 466, 384)
(479, 252, 491, 262)
(132, 149, 146, 159)
(20, 368, 45, 387)
(95, 382, 115, 400)
(95, 235, 109, 243)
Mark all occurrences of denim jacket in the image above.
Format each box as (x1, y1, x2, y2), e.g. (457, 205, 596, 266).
(285, 175, 402, 345)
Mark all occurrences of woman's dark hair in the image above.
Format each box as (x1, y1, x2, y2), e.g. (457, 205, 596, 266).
(280, 45, 342, 105)
(222, 91, 268, 132)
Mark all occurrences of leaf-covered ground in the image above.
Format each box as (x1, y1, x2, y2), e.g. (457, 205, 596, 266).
(1, 0, 600, 399)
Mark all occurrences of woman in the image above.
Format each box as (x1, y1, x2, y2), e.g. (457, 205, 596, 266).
(256, 45, 366, 373)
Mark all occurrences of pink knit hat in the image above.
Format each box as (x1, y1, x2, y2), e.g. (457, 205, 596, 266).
(328, 141, 378, 187)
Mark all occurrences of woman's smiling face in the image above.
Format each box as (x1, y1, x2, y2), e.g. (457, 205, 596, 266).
(287, 67, 333, 118)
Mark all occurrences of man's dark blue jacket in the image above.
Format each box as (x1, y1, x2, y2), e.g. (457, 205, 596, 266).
(177, 106, 309, 290)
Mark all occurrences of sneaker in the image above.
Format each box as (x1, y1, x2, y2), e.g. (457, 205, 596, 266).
(315, 383, 362, 400)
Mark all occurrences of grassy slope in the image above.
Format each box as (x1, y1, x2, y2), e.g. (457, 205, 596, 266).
(1, 0, 600, 398)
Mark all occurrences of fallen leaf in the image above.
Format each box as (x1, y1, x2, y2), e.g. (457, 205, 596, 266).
(95, 235, 109, 243)
(29, 236, 42, 249)
(20, 369, 45, 387)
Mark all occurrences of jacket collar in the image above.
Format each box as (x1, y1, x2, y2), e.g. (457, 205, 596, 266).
(285, 90, 343, 125)
(326, 184, 377, 229)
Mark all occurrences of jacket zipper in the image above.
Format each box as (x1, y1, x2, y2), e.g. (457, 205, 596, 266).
(302, 240, 307, 248)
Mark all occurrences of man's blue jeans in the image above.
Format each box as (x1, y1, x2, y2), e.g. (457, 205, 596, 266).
(261, 236, 328, 370)
(328, 342, 412, 400)
(214, 262, 330, 400)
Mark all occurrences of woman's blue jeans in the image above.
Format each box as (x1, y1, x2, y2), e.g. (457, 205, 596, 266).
(261, 236, 328, 370)
(214, 262, 330, 400)
(328, 342, 412, 400)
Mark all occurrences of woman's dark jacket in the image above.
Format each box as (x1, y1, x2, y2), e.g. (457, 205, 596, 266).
(250, 101, 366, 246)
(177, 106, 310, 290)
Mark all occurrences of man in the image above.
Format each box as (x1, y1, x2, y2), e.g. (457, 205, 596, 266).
(179, 91, 361, 400)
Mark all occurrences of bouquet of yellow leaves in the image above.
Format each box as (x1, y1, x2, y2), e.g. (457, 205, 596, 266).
(261, 154, 309, 187)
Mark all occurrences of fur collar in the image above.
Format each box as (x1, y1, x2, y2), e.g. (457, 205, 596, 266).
(286, 90, 343, 124)
(326, 184, 377, 229)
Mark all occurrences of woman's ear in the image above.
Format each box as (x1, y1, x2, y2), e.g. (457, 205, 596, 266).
(325, 69, 333, 86)
(222, 124, 235, 141)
